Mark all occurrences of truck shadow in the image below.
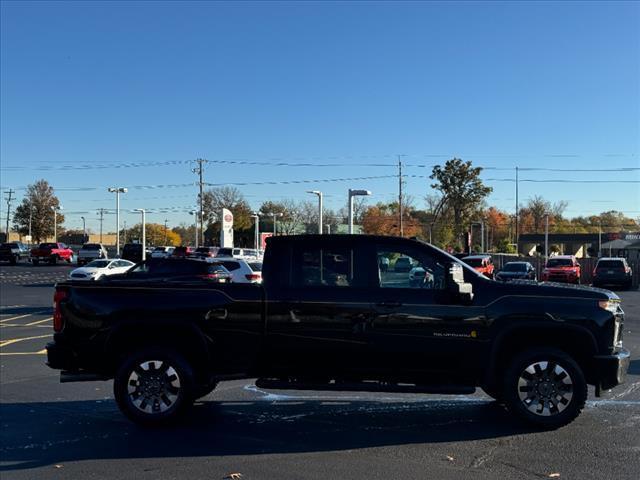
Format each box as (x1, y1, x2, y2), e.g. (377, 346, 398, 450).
(0, 397, 534, 472)
(628, 358, 640, 375)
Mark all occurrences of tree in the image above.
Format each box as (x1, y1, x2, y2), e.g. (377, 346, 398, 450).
(361, 202, 422, 237)
(172, 224, 196, 246)
(125, 223, 181, 246)
(258, 199, 306, 235)
(201, 186, 253, 230)
(12, 179, 64, 242)
(430, 159, 492, 247)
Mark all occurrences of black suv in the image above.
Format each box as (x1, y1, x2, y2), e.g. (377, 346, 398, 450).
(0, 242, 30, 264)
(592, 258, 633, 290)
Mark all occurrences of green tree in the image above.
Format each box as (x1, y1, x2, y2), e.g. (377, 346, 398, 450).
(430, 159, 492, 248)
(12, 179, 64, 242)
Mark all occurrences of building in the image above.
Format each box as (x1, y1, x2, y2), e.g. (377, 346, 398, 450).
(518, 232, 640, 261)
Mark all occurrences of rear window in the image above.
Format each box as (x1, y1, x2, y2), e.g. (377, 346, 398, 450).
(292, 246, 356, 287)
(215, 260, 241, 271)
(248, 262, 262, 272)
(463, 258, 484, 268)
(546, 258, 573, 267)
(217, 248, 233, 257)
(597, 260, 625, 268)
(123, 244, 142, 252)
(173, 246, 187, 253)
(196, 247, 211, 253)
(82, 244, 101, 250)
(40, 243, 58, 249)
(503, 263, 527, 272)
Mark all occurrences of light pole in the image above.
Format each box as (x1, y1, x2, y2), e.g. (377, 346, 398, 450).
(189, 211, 198, 247)
(325, 224, 331, 234)
(134, 209, 146, 261)
(270, 212, 283, 236)
(81, 216, 86, 243)
(251, 213, 260, 251)
(307, 190, 323, 234)
(471, 221, 485, 253)
(108, 187, 127, 257)
(28, 205, 34, 244)
(51, 205, 62, 242)
(544, 213, 550, 261)
(348, 189, 371, 234)
(598, 220, 602, 258)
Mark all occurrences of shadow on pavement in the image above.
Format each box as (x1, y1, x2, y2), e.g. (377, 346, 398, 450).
(628, 358, 640, 376)
(0, 398, 533, 472)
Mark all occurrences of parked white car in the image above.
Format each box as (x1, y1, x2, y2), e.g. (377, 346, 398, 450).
(216, 247, 262, 261)
(68, 259, 135, 281)
(210, 258, 262, 283)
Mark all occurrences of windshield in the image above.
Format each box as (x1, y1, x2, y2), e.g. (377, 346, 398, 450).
(86, 260, 111, 268)
(503, 263, 527, 272)
(597, 260, 625, 268)
(546, 258, 573, 268)
(196, 247, 210, 253)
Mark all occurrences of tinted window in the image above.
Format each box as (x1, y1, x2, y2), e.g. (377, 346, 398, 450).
(196, 247, 211, 253)
(503, 263, 527, 272)
(597, 260, 625, 268)
(248, 262, 262, 271)
(215, 260, 240, 271)
(292, 246, 356, 287)
(82, 244, 101, 250)
(123, 244, 142, 252)
(463, 258, 484, 268)
(546, 258, 573, 267)
(217, 248, 233, 257)
(378, 246, 446, 290)
(86, 260, 110, 268)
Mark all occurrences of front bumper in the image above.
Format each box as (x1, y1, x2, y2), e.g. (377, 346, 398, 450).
(594, 348, 630, 391)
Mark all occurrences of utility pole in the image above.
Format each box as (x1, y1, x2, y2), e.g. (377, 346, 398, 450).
(97, 208, 105, 243)
(4, 189, 14, 241)
(192, 158, 207, 247)
(515, 166, 519, 252)
(398, 155, 404, 237)
(164, 219, 168, 245)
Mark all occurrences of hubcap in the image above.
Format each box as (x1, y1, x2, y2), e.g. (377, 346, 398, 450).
(127, 360, 181, 414)
(517, 361, 573, 417)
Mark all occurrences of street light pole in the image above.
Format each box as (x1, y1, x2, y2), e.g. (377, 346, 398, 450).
(81, 216, 86, 243)
(270, 212, 283, 236)
(189, 211, 198, 247)
(108, 187, 127, 257)
(348, 189, 371, 234)
(251, 213, 260, 251)
(134, 209, 146, 261)
(544, 213, 549, 261)
(307, 191, 323, 234)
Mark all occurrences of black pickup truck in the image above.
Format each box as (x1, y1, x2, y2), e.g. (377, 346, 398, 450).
(47, 235, 630, 428)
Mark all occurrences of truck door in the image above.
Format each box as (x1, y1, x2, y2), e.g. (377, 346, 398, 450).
(369, 241, 487, 384)
(263, 238, 373, 379)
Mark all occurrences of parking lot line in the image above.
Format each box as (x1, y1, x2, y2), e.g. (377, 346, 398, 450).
(23, 317, 53, 326)
(0, 349, 47, 356)
(0, 314, 32, 324)
(0, 334, 52, 348)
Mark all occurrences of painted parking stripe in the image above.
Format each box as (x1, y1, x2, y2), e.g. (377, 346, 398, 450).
(0, 314, 32, 324)
(0, 349, 47, 356)
(24, 317, 53, 326)
(0, 334, 52, 348)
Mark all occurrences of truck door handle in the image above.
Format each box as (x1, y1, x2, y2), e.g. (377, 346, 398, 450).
(206, 308, 228, 320)
(376, 301, 402, 308)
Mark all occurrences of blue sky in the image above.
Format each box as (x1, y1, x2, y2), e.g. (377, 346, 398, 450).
(1, 0, 639, 233)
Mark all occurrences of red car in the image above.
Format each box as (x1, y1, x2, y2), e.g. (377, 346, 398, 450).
(30, 242, 74, 265)
(542, 255, 581, 284)
(462, 255, 495, 279)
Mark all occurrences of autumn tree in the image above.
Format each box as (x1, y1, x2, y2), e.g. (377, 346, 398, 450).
(201, 186, 253, 230)
(430, 159, 492, 247)
(361, 202, 421, 237)
(125, 223, 181, 246)
(12, 179, 64, 242)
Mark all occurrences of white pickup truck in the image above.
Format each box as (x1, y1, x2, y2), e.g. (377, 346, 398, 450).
(77, 243, 108, 266)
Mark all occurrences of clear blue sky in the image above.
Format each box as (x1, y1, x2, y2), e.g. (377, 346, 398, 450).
(1, 0, 639, 233)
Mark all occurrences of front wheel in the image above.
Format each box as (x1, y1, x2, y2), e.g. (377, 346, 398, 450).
(114, 348, 195, 426)
(503, 347, 587, 429)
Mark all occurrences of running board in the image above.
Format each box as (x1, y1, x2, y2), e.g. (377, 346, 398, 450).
(60, 371, 110, 383)
(255, 378, 475, 395)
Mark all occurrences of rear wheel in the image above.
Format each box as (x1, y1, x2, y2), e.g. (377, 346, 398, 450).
(114, 348, 195, 426)
(503, 347, 586, 429)
(50, 255, 58, 265)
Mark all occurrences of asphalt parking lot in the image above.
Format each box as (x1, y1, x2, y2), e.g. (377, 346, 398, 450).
(1, 263, 639, 480)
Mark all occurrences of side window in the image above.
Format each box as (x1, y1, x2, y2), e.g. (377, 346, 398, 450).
(292, 246, 356, 287)
(377, 246, 446, 290)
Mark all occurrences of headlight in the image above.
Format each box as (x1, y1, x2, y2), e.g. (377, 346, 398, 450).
(598, 300, 620, 313)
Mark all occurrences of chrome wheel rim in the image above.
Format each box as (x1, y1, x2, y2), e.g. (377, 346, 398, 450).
(517, 361, 573, 416)
(127, 360, 181, 414)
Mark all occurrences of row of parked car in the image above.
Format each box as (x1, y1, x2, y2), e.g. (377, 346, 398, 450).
(459, 253, 633, 289)
(0, 241, 263, 285)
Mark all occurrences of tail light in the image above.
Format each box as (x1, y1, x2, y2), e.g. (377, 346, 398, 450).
(245, 273, 262, 282)
(53, 288, 68, 332)
(625, 266, 631, 274)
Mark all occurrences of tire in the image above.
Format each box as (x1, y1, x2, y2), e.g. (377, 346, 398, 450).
(50, 255, 58, 265)
(503, 347, 587, 429)
(114, 347, 196, 426)
(10, 256, 17, 265)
